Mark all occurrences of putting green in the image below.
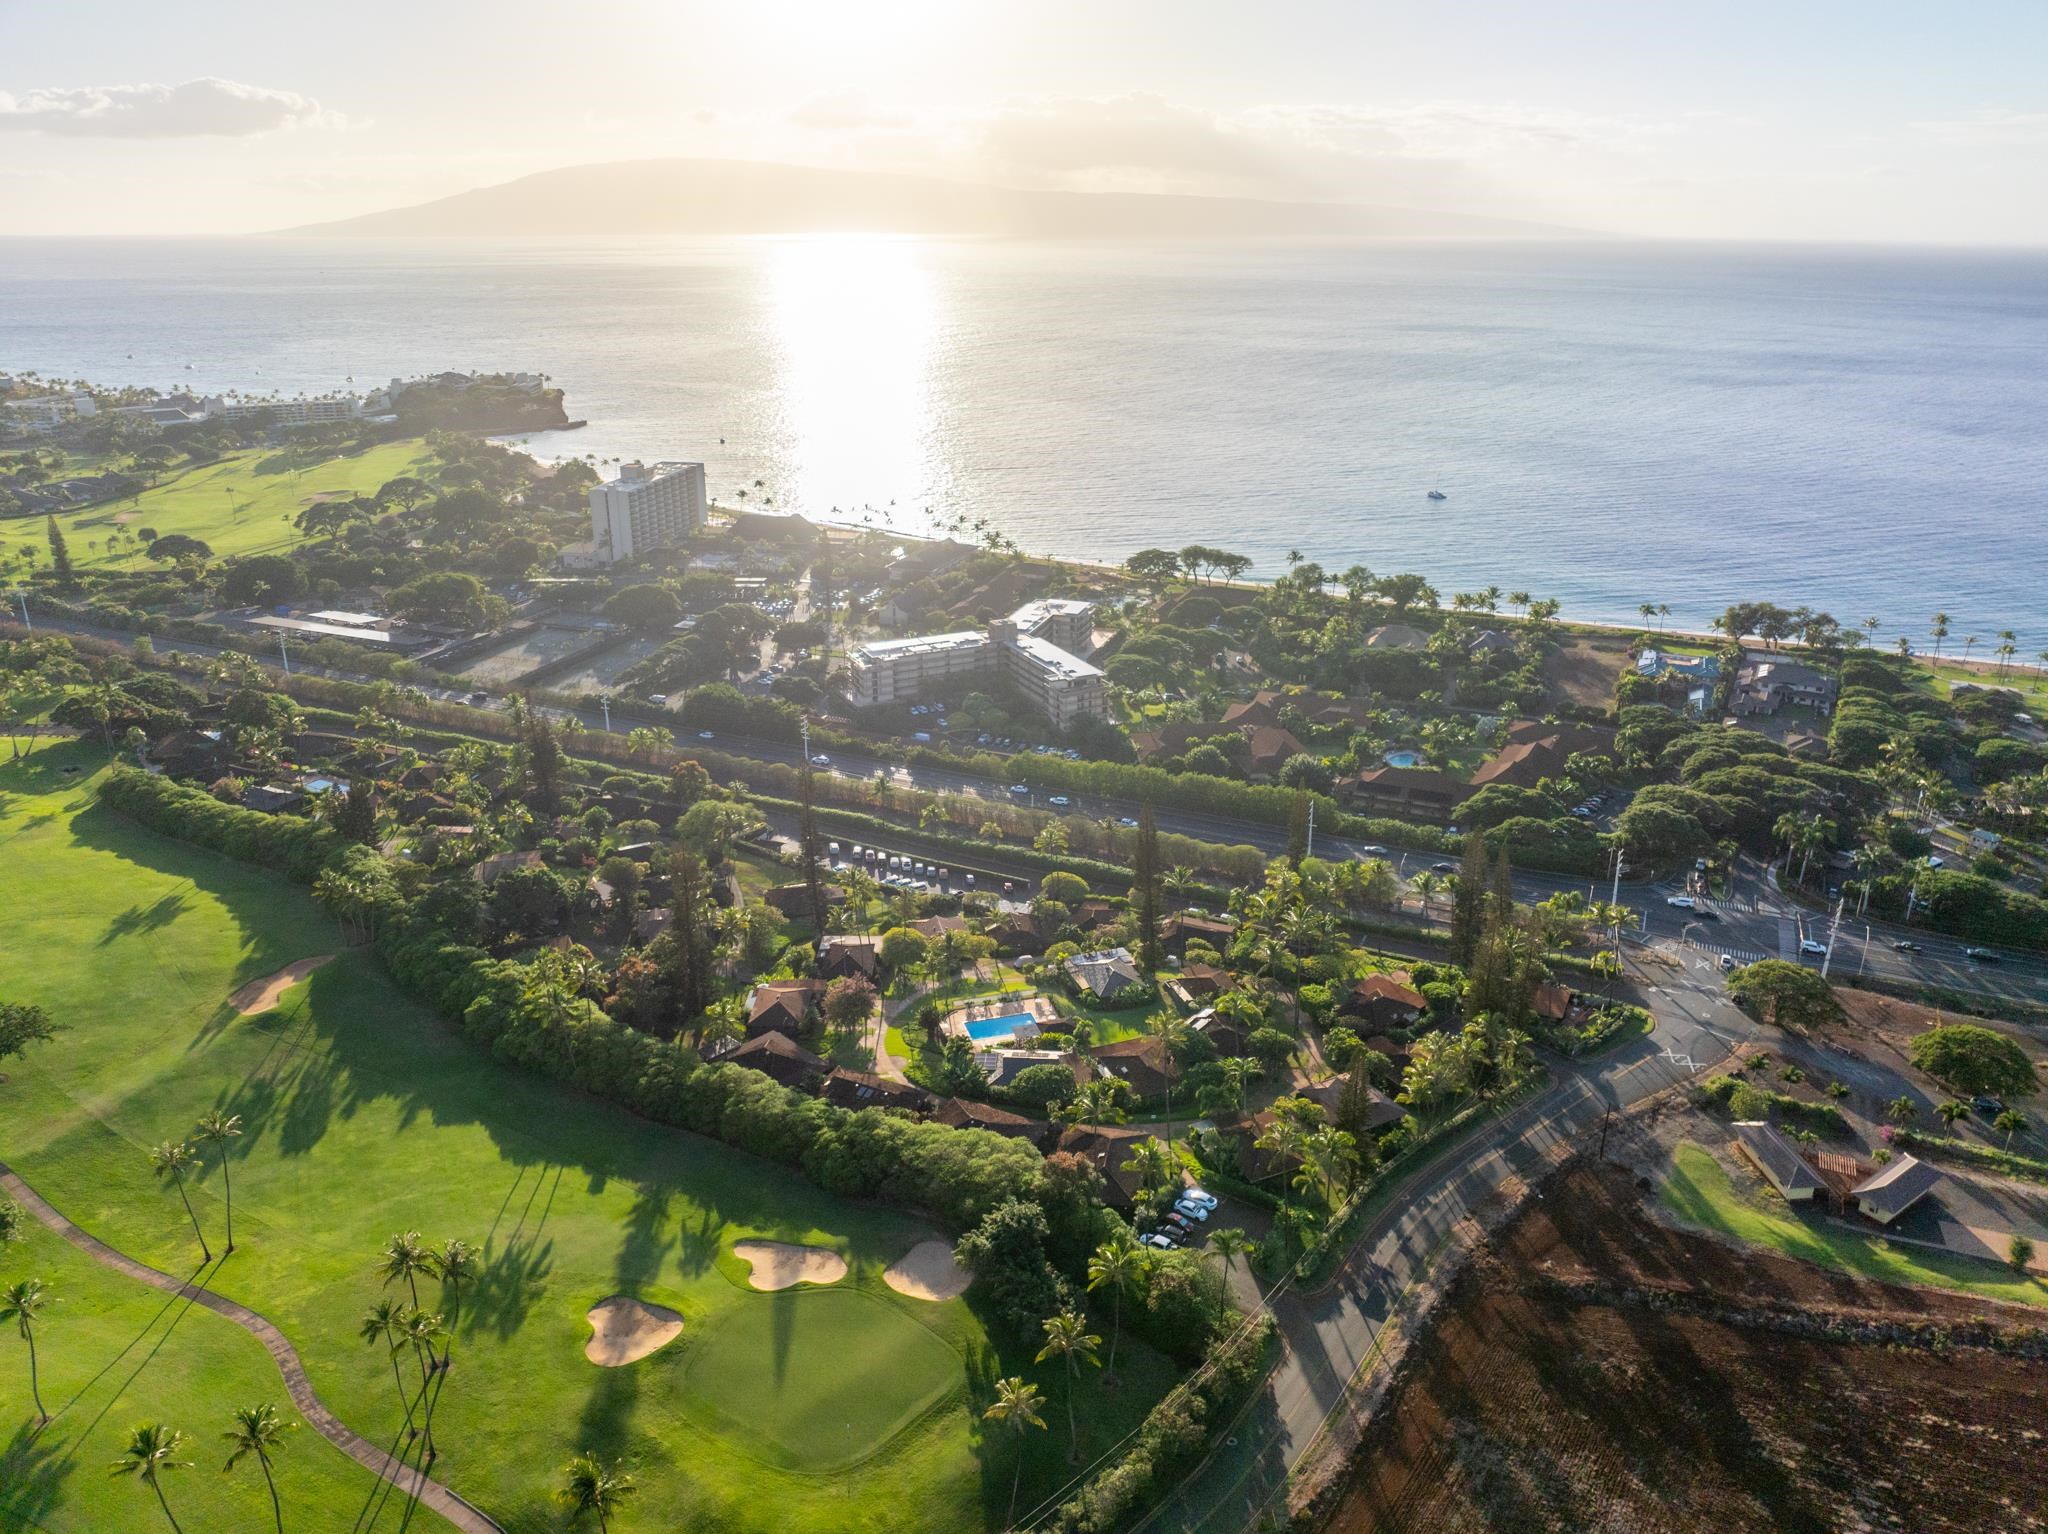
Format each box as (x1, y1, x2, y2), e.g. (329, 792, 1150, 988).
(677, 1289, 962, 1472)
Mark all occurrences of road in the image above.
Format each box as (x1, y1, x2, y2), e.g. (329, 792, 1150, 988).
(1117, 956, 1759, 1534)
(16, 611, 2048, 1006)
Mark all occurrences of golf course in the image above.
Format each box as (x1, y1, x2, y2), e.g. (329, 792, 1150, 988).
(1, 438, 433, 573)
(0, 739, 1179, 1532)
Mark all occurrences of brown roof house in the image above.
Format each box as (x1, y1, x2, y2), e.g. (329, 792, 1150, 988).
(1340, 766, 1463, 822)
(1165, 963, 1233, 1010)
(745, 979, 827, 1040)
(1337, 972, 1427, 1031)
(1240, 726, 1310, 779)
(720, 1031, 828, 1089)
(1055, 1124, 1162, 1209)
(1129, 720, 1238, 763)
(821, 1067, 932, 1114)
(1089, 1035, 1178, 1101)
(1161, 911, 1235, 957)
(935, 1097, 1055, 1150)
(1186, 1006, 1251, 1059)
(817, 935, 883, 982)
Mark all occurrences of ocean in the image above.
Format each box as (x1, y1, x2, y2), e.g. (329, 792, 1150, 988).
(3, 235, 2043, 647)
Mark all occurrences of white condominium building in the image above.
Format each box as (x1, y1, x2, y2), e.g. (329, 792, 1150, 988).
(587, 460, 708, 563)
(846, 599, 1106, 728)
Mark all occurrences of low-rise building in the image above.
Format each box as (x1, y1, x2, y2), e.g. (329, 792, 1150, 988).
(1064, 947, 1144, 1000)
(1732, 1121, 1822, 1203)
(934, 1097, 1054, 1150)
(1850, 1154, 1942, 1225)
(1340, 766, 1464, 821)
(1731, 652, 1838, 717)
(816, 936, 883, 983)
(745, 980, 827, 1040)
(718, 1031, 828, 1089)
(821, 1067, 932, 1114)
(1338, 972, 1427, 1030)
(845, 599, 1106, 727)
(1089, 1035, 1177, 1100)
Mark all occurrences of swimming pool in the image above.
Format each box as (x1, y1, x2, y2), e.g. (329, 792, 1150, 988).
(963, 1013, 1035, 1042)
(1382, 750, 1423, 768)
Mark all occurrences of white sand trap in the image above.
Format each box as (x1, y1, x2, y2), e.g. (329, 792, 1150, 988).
(883, 1240, 971, 1302)
(229, 955, 335, 1014)
(732, 1239, 848, 1291)
(584, 1295, 684, 1366)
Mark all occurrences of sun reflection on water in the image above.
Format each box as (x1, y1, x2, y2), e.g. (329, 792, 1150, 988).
(762, 234, 941, 529)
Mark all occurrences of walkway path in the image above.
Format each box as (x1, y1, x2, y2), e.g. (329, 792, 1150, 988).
(0, 1160, 501, 1534)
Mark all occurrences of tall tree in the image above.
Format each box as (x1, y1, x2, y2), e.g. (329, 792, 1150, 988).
(1034, 1309, 1103, 1459)
(3, 1277, 51, 1424)
(519, 700, 562, 811)
(983, 1376, 1048, 1529)
(222, 1403, 296, 1534)
(44, 516, 75, 587)
(797, 751, 829, 938)
(359, 1300, 419, 1439)
(111, 1422, 193, 1533)
(193, 1110, 242, 1253)
(1084, 1233, 1150, 1377)
(148, 1140, 210, 1263)
(378, 1230, 439, 1313)
(1132, 803, 1164, 975)
(1448, 835, 1490, 965)
(558, 1451, 636, 1532)
(1286, 791, 1310, 863)
(667, 850, 715, 1025)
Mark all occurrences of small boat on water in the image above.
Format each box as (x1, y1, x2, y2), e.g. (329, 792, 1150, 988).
(1427, 489, 1447, 501)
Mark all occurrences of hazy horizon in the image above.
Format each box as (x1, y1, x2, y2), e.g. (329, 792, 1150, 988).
(5, 1, 2048, 244)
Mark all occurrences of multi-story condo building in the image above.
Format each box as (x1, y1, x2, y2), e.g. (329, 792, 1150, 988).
(846, 600, 1106, 728)
(587, 460, 708, 563)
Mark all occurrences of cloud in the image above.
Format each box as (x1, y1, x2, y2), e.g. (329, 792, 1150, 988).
(789, 92, 911, 134)
(1912, 109, 2048, 147)
(0, 77, 331, 138)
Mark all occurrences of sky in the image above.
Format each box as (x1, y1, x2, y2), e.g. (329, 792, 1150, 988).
(3, 0, 2047, 241)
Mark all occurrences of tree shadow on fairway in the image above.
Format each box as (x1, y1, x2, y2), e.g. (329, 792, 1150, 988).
(0, 1415, 75, 1528)
(678, 1207, 730, 1279)
(97, 889, 193, 946)
(574, 1355, 642, 1467)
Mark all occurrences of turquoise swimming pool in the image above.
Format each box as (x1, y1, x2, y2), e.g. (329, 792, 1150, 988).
(1382, 750, 1423, 768)
(963, 1013, 1034, 1042)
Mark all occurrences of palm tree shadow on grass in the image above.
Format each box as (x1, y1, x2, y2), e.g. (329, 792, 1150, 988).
(0, 1414, 77, 1527)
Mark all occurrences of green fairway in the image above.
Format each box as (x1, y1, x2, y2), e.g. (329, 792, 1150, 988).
(1662, 1142, 2048, 1308)
(0, 739, 1174, 1533)
(0, 1220, 401, 1533)
(0, 438, 431, 571)
(677, 1289, 963, 1472)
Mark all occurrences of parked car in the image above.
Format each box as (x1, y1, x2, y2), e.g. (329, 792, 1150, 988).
(1718, 953, 1737, 971)
(1148, 1225, 1186, 1246)
(1162, 1212, 1195, 1233)
(1172, 1197, 1211, 1223)
(1180, 1188, 1219, 1210)
(648, 694, 668, 705)
(1926, 855, 1946, 868)
(1141, 1233, 1175, 1251)
(1972, 1096, 2006, 1120)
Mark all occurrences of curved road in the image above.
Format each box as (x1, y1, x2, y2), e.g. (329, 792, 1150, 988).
(0, 1161, 498, 1534)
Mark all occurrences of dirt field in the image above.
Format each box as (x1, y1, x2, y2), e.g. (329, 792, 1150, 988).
(1542, 637, 1627, 712)
(1320, 1162, 2048, 1534)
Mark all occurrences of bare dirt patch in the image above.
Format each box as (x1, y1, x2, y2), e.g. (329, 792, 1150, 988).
(1541, 637, 1627, 712)
(883, 1240, 970, 1301)
(228, 955, 335, 1014)
(732, 1239, 848, 1291)
(583, 1296, 684, 1366)
(1320, 1161, 2048, 1534)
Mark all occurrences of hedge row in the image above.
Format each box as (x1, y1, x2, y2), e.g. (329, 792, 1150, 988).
(1894, 1131, 2048, 1186)
(97, 768, 1051, 1233)
(1695, 1074, 1850, 1137)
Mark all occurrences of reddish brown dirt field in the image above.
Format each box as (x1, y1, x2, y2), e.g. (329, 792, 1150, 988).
(1542, 638, 1626, 712)
(1320, 1164, 2048, 1534)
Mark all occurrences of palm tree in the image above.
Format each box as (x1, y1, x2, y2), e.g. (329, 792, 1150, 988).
(1936, 1099, 1969, 1132)
(400, 1308, 448, 1459)
(1994, 1109, 2028, 1150)
(1085, 1234, 1150, 1377)
(3, 1278, 51, 1425)
(1996, 630, 2018, 679)
(1930, 613, 1950, 660)
(148, 1141, 210, 1264)
(436, 1238, 476, 1373)
(111, 1423, 193, 1532)
(1162, 865, 1196, 913)
(379, 1230, 439, 1311)
(558, 1450, 636, 1531)
(1637, 602, 1656, 628)
(1886, 1095, 1918, 1126)
(1035, 1310, 1103, 1459)
(1207, 1227, 1251, 1287)
(222, 1403, 296, 1534)
(193, 1110, 242, 1253)
(1962, 635, 1979, 665)
(983, 1375, 1048, 1529)
(359, 1300, 419, 1439)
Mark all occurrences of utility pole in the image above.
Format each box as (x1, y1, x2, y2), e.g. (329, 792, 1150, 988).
(1305, 800, 1315, 859)
(278, 633, 290, 676)
(1599, 1108, 1613, 1161)
(1609, 844, 1625, 960)
(1819, 896, 1846, 978)
(15, 589, 30, 633)
(601, 695, 611, 733)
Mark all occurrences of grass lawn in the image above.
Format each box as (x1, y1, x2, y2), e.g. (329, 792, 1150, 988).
(1906, 654, 2048, 699)
(0, 1219, 396, 1533)
(1661, 1142, 2048, 1309)
(0, 740, 1178, 1533)
(0, 439, 431, 573)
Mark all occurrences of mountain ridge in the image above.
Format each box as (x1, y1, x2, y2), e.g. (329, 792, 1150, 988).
(279, 157, 1586, 240)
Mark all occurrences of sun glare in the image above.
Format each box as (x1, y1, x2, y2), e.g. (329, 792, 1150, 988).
(762, 234, 942, 525)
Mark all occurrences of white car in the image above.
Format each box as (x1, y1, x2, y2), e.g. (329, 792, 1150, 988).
(698, 730, 715, 740)
(1048, 795, 1071, 807)
(1799, 938, 1828, 956)
(1172, 1197, 1211, 1223)
(810, 754, 831, 767)
(1140, 1233, 1175, 1251)
(1180, 1188, 1219, 1211)
(1665, 895, 1697, 909)
(1009, 783, 1030, 795)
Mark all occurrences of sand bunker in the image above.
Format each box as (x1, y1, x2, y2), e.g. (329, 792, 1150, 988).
(228, 956, 335, 1015)
(732, 1240, 848, 1291)
(584, 1296, 684, 1366)
(882, 1240, 971, 1302)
